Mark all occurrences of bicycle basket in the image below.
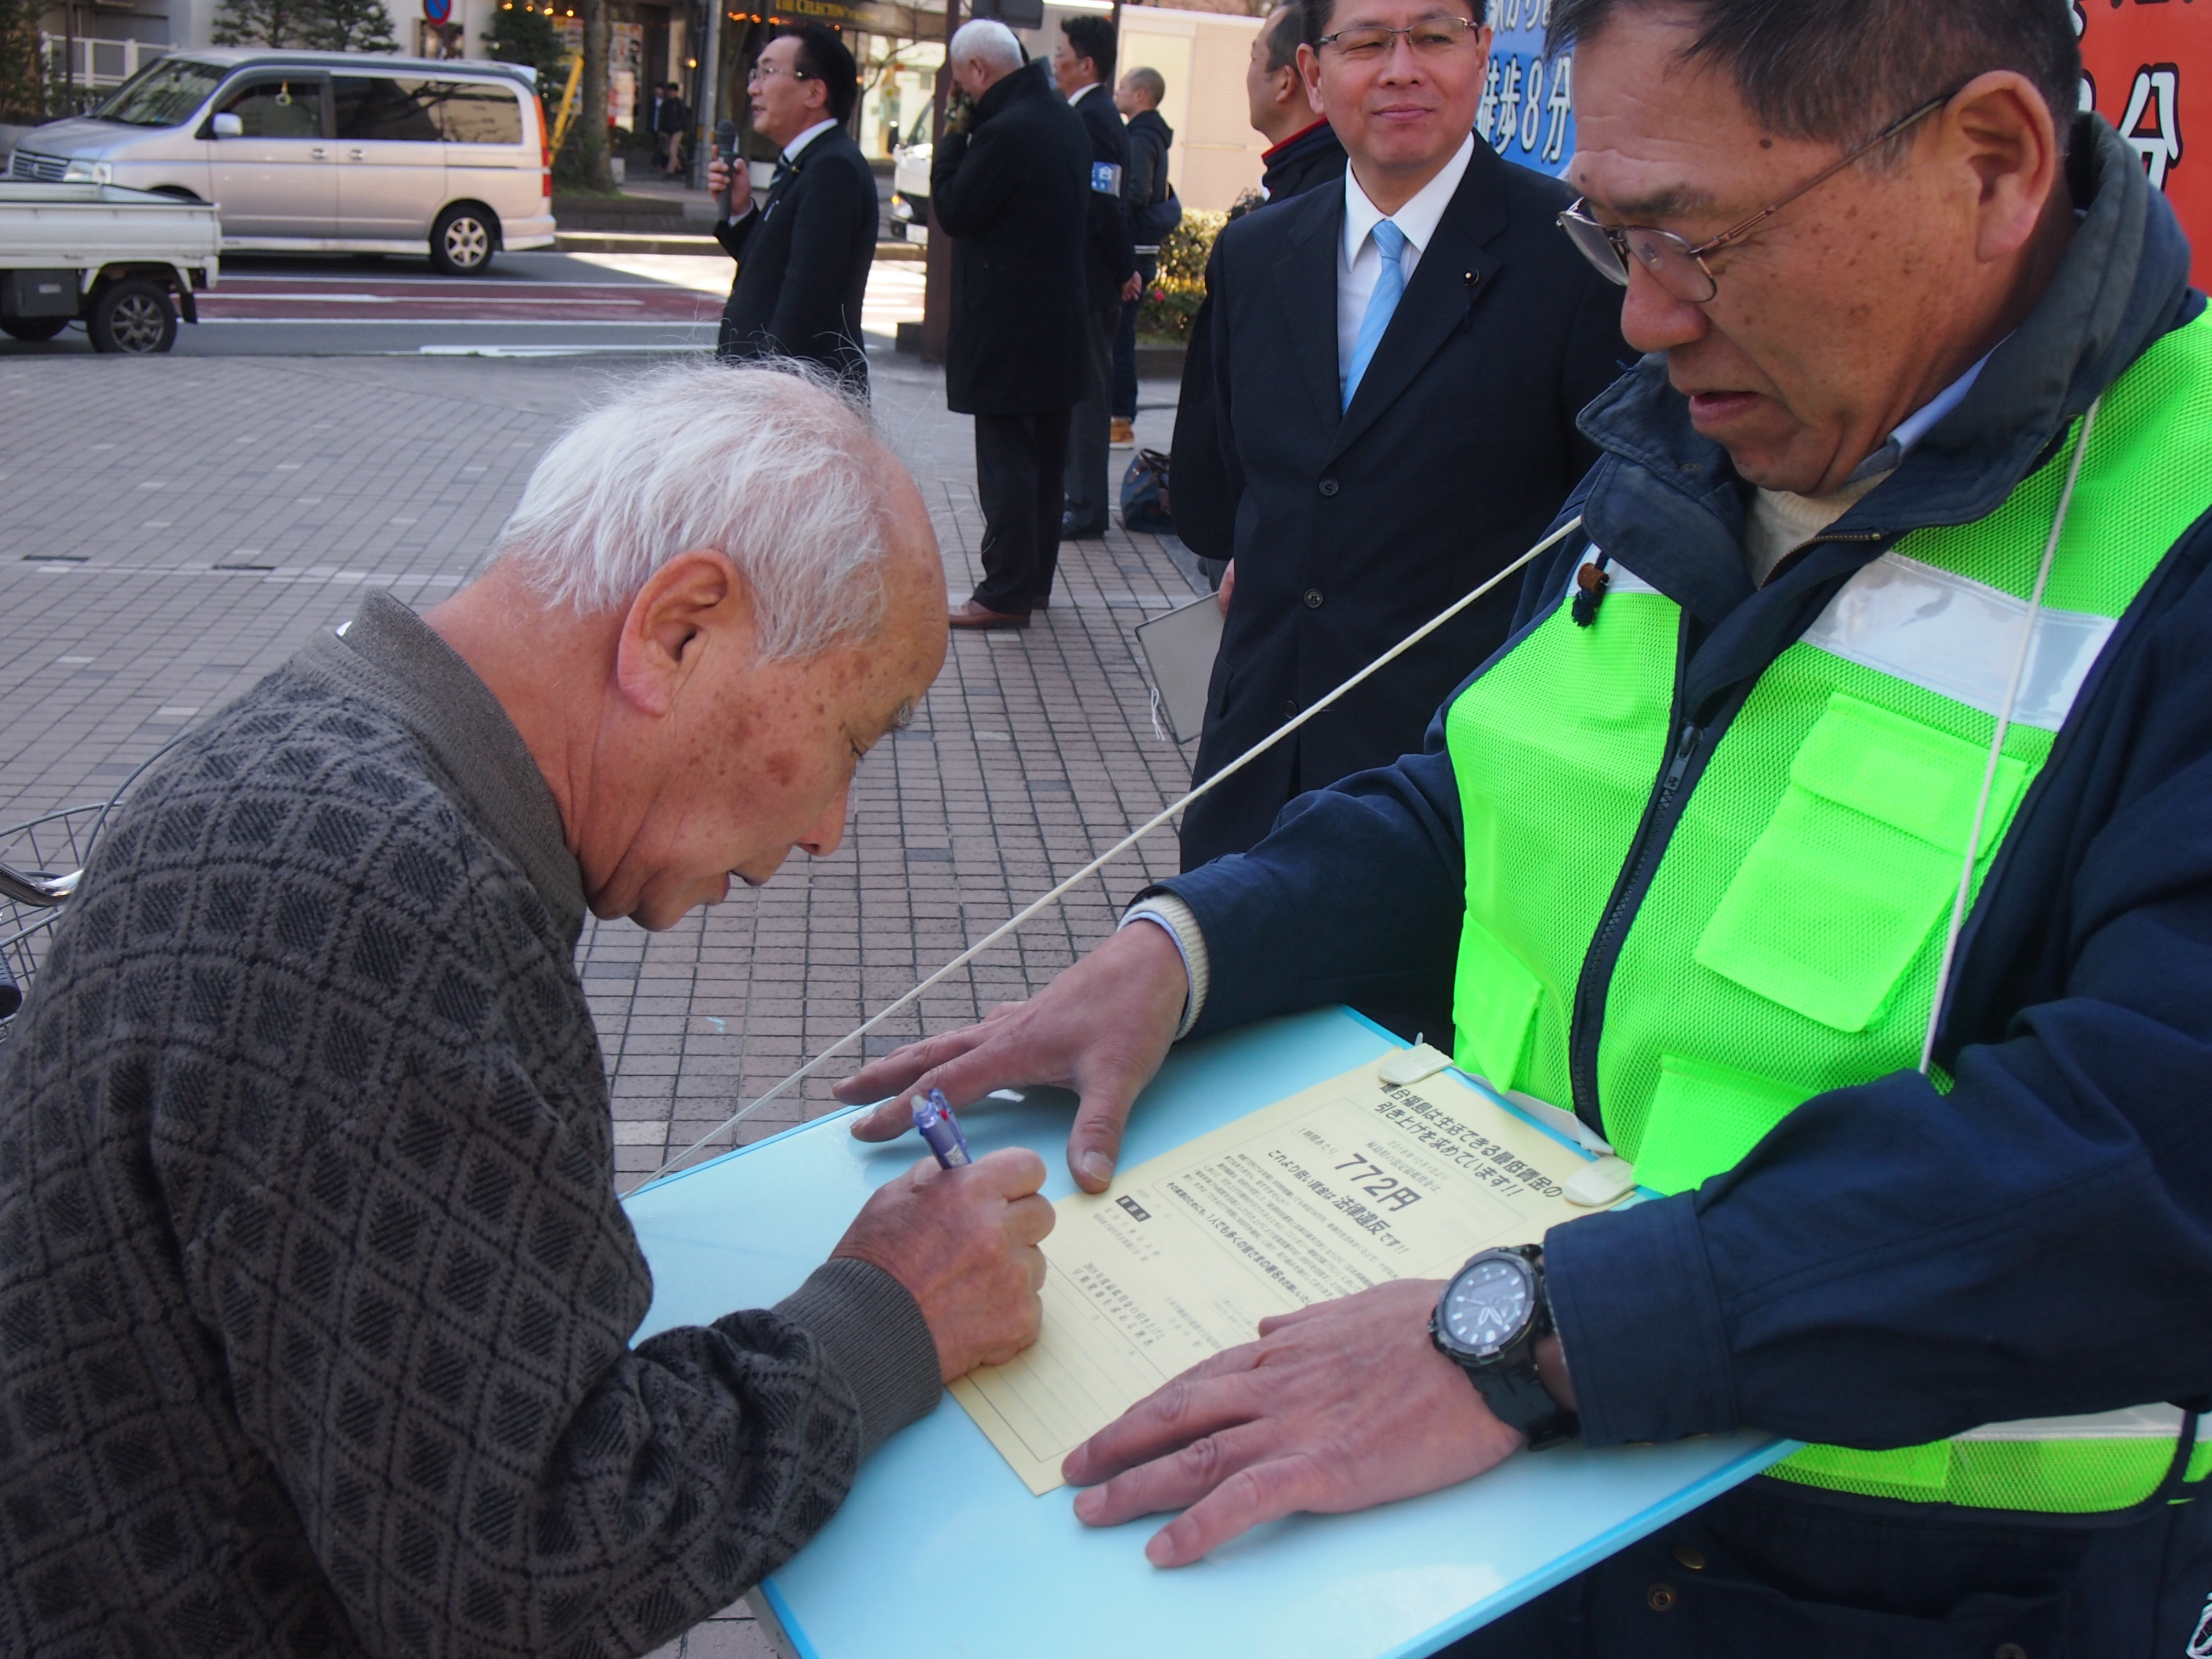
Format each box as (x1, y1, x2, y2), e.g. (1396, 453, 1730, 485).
(0, 803, 111, 1048)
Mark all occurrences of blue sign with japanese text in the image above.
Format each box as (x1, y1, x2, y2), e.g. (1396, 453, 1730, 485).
(1483, 0, 1573, 179)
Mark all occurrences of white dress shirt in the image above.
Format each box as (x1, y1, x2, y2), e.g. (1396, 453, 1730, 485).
(727, 119, 840, 225)
(1337, 134, 1476, 398)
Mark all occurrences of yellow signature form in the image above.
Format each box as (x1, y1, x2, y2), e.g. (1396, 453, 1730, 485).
(950, 1057, 1604, 1494)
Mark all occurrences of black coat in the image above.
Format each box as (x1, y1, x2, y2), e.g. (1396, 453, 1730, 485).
(932, 63, 1090, 417)
(1069, 81, 1135, 312)
(713, 126, 878, 387)
(1170, 124, 1348, 561)
(1124, 107, 1174, 249)
(1259, 119, 1347, 202)
(1173, 141, 1628, 871)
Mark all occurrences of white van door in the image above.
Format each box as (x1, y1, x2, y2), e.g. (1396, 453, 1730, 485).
(435, 80, 532, 230)
(332, 75, 447, 240)
(206, 74, 336, 239)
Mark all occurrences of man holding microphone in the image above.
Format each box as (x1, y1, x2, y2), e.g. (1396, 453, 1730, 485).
(707, 24, 881, 388)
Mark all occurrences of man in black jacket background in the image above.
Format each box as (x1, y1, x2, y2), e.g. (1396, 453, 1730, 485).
(1169, 0, 1626, 956)
(1053, 15, 1137, 541)
(1249, 0, 1347, 204)
(935, 23, 1092, 631)
(707, 25, 879, 388)
(1111, 66, 1177, 449)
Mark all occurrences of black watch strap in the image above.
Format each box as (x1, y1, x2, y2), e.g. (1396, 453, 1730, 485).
(1463, 1352, 1579, 1451)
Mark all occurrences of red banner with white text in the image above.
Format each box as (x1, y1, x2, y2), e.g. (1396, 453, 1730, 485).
(2079, 0, 2209, 287)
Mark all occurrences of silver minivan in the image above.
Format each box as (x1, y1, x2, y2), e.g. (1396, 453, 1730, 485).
(8, 50, 556, 274)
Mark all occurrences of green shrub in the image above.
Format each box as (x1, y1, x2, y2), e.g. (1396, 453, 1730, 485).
(1138, 207, 1225, 343)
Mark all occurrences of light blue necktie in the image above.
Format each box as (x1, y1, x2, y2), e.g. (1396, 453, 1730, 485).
(1342, 218, 1408, 411)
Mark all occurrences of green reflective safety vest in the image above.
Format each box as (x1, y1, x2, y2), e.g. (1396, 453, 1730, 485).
(1442, 311, 2212, 1515)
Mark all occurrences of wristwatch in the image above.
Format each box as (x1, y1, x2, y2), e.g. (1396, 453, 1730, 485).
(1429, 1244, 1580, 1451)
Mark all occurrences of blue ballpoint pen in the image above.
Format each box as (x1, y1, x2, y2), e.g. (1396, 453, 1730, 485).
(911, 1087, 973, 1169)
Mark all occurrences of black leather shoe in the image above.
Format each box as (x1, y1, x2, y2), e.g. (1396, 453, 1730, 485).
(1059, 512, 1107, 540)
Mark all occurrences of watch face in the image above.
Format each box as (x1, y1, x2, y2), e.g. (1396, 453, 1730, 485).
(1442, 1255, 1534, 1359)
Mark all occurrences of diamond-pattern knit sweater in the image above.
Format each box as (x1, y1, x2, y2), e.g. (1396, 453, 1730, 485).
(0, 592, 944, 1658)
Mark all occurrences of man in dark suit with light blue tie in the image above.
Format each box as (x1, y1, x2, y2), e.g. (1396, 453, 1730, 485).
(1170, 0, 1627, 1023)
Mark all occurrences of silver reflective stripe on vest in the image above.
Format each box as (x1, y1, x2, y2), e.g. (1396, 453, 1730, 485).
(1950, 1402, 2186, 1442)
(1801, 552, 2117, 731)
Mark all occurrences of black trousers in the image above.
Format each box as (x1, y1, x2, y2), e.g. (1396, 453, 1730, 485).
(1113, 255, 1158, 420)
(1440, 1475, 2212, 1659)
(972, 407, 1071, 615)
(1062, 304, 1118, 530)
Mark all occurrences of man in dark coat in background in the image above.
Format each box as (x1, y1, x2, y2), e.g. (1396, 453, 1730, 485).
(935, 23, 1092, 630)
(656, 82, 690, 175)
(1053, 14, 1137, 540)
(1111, 66, 1177, 448)
(1250, 0, 1348, 205)
(1169, 0, 1626, 1045)
(707, 24, 880, 388)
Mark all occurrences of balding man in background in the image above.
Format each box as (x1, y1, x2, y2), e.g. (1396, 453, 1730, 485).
(1246, 0, 1346, 205)
(0, 365, 1054, 1657)
(936, 22, 1092, 630)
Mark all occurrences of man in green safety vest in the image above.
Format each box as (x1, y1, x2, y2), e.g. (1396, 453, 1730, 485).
(845, 0, 2212, 1648)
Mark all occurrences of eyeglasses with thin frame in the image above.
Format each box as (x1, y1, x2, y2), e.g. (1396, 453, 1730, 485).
(1556, 89, 1956, 304)
(749, 60, 813, 84)
(1314, 13, 1481, 61)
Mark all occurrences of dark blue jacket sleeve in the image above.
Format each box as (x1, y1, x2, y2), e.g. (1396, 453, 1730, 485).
(1155, 714, 1467, 1037)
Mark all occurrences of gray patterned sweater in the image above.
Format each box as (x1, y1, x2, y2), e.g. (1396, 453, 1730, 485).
(0, 592, 943, 1657)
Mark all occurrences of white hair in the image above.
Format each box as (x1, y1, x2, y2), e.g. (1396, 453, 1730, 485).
(950, 18, 1023, 71)
(496, 362, 906, 661)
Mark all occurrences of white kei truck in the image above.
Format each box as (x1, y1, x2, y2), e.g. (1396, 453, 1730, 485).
(0, 181, 219, 353)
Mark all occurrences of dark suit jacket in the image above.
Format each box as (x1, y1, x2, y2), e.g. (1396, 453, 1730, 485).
(1169, 123, 1348, 557)
(932, 62, 1090, 417)
(1069, 81, 1135, 313)
(1174, 140, 1628, 873)
(713, 125, 878, 387)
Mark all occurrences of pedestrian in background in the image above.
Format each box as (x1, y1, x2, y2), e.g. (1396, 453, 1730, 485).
(1053, 14, 1136, 540)
(657, 82, 690, 176)
(1169, 0, 1626, 1046)
(1111, 66, 1178, 451)
(935, 22, 1092, 631)
(1248, 0, 1347, 202)
(707, 25, 879, 388)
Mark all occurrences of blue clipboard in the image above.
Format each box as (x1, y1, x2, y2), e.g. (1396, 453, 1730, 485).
(625, 1006, 1793, 1659)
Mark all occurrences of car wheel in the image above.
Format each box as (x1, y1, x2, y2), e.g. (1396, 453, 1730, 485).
(0, 315, 70, 342)
(430, 206, 495, 276)
(87, 279, 176, 354)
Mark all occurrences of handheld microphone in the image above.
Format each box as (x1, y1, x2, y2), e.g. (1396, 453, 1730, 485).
(714, 118, 738, 213)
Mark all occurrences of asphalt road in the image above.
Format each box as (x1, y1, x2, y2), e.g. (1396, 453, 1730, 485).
(0, 250, 927, 358)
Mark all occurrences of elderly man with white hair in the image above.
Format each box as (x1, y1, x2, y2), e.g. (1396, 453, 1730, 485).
(0, 365, 1054, 1658)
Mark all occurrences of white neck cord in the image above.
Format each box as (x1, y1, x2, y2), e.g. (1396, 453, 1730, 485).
(1919, 397, 2102, 1075)
(626, 514, 1586, 1194)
